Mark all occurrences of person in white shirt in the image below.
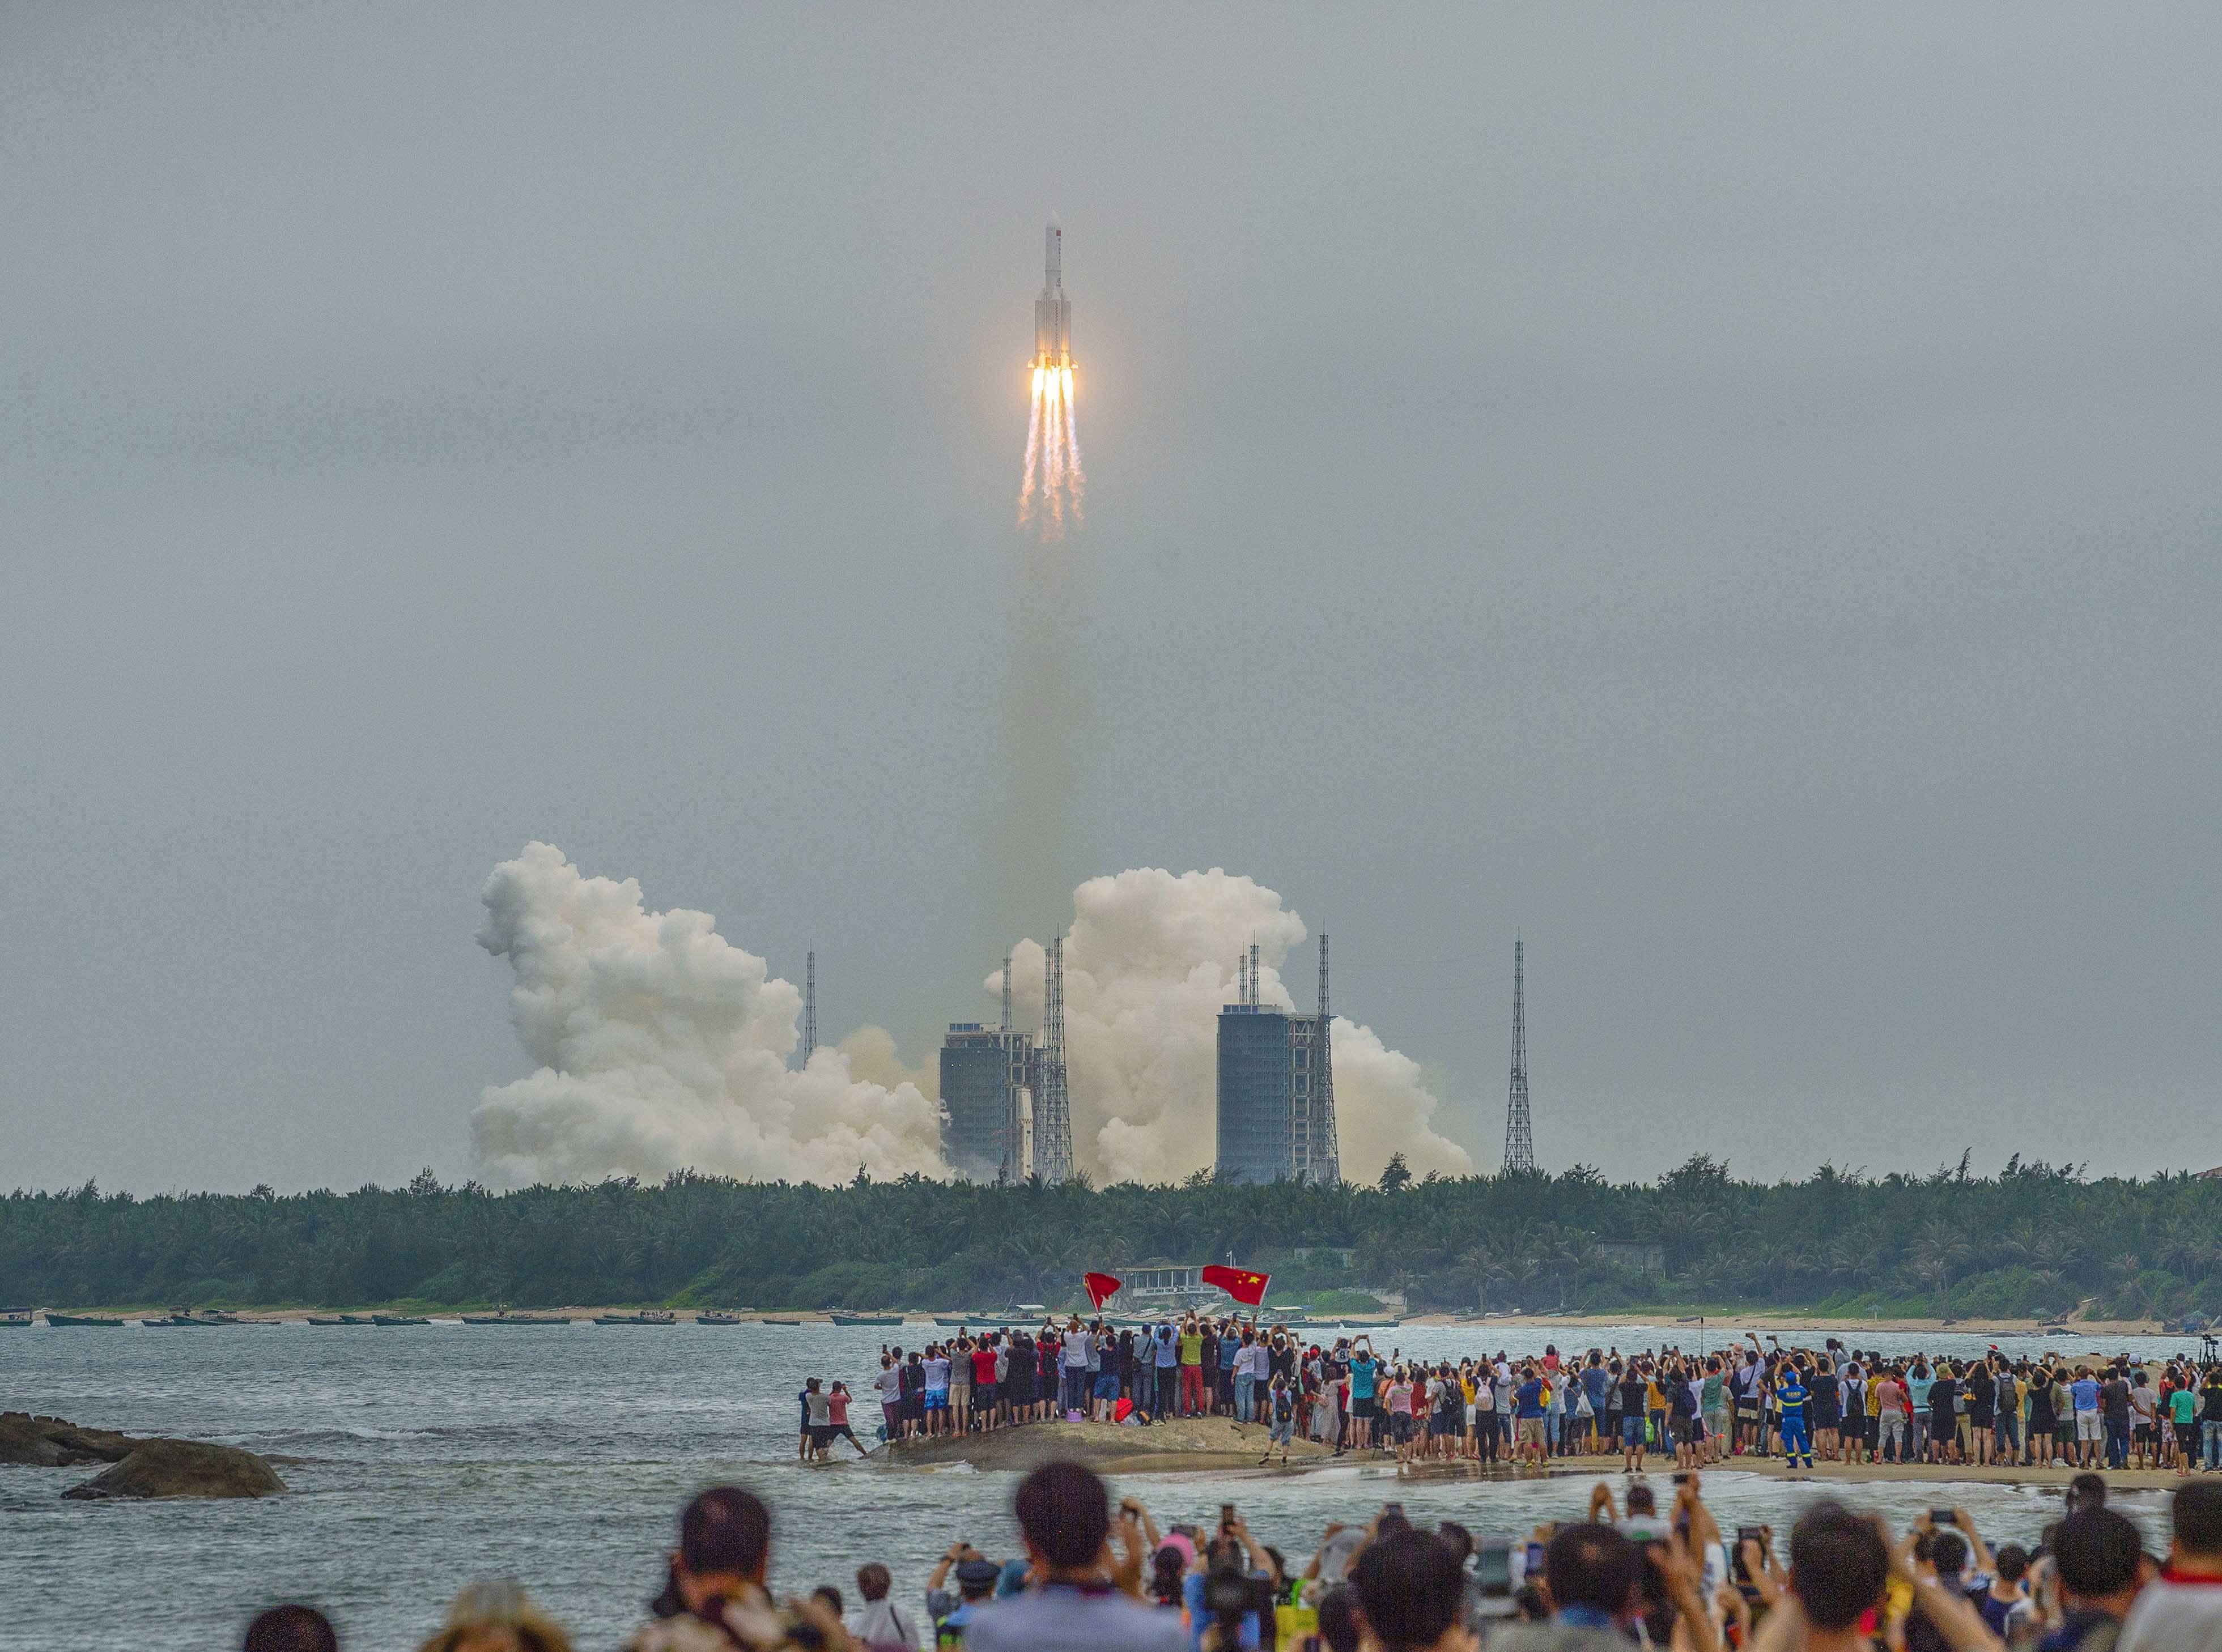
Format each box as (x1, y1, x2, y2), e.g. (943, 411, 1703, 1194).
(2120, 1480, 2222, 1652)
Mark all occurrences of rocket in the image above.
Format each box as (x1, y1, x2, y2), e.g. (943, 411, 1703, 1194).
(1033, 216, 1072, 369)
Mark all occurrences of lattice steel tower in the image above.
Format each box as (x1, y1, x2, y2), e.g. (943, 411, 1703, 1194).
(1036, 936, 1073, 1182)
(1502, 936, 1533, 1172)
(802, 950, 817, 1070)
(1314, 931, 1341, 1185)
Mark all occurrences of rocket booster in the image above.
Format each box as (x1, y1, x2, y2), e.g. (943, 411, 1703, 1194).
(1033, 216, 1072, 369)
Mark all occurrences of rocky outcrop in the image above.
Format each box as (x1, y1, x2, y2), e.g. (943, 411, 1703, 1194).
(60, 1437, 286, 1500)
(3, 1412, 285, 1498)
(0, 1412, 138, 1467)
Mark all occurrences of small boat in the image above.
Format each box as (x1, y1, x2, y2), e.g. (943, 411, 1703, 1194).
(697, 1312, 743, 1326)
(1, 1308, 33, 1327)
(461, 1310, 573, 1326)
(933, 1316, 977, 1327)
(372, 1314, 431, 1327)
(830, 1313, 904, 1327)
(304, 1315, 371, 1326)
(594, 1310, 677, 1327)
(42, 1312, 125, 1328)
(145, 1309, 246, 1327)
(762, 1318, 804, 1327)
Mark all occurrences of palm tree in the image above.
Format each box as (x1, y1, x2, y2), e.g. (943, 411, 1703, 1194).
(1911, 1221, 1972, 1321)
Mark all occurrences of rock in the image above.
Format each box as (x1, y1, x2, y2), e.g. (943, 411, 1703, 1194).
(61, 1438, 286, 1500)
(0, 1411, 139, 1467)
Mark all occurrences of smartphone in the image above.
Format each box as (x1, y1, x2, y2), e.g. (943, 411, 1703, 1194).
(1384, 1502, 1405, 1519)
(1523, 1541, 1544, 1576)
(1734, 1528, 1765, 1581)
(1672, 1472, 1690, 1485)
(1472, 1539, 1513, 1598)
(1221, 1503, 1237, 1529)
(1931, 1508, 1956, 1526)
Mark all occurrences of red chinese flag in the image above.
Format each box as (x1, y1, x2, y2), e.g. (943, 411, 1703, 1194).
(1201, 1264, 1270, 1307)
(1083, 1272, 1123, 1310)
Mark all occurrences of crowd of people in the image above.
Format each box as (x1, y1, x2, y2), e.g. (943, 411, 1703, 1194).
(239, 1461, 2222, 1652)
(831, 1318, 2222, 1479)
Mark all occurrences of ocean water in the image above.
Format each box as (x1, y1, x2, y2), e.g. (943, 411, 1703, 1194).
(2, 1320, 2193, 1650)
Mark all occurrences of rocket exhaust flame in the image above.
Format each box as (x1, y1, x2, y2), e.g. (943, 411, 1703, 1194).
(1018, 221, 1083, 537)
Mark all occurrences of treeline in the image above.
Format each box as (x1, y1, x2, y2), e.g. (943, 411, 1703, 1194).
(4, 1156, 2219, 1320)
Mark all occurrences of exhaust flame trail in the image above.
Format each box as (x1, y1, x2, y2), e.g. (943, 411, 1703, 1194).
(1019, 367, 1044, 525)
(1019, 363, 1084, 537)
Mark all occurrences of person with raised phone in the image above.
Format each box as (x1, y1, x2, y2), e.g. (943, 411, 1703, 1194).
(963, 1461, 1185, 1652)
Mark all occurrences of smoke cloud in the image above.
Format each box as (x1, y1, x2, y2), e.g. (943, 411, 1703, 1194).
(999, 867, 1472, 1186)
(470, 843, 943, 1187)
(471, 846, 1467, 1190)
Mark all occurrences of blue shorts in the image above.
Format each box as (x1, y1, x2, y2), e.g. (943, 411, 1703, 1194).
(1094, 1374, 1120, 1400)
(924, 1390, 947, 1412)
(1622, 1416, 1646, 1448)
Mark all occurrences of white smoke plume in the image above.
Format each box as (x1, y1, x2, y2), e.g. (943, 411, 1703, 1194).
(470, 844, 944, 1187)
(999, 867, 1473, 1186)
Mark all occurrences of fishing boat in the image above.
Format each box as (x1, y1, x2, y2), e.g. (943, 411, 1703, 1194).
(145, 1308, 247, 1327)
(304, 1314, 372, 1326)
(697, 1312, 743, 1326)
(372, 1314, 431, 1326)
(829, 1313, 903, 1327)
(762, 1318, 804, 1327)
(932, 1315, 978, 1327)
(42, 1312, 125, 1327)
(461, 1310, 572, 1326)
(1, 1307, 33, 1327)
(593, 1309, 677, 1327)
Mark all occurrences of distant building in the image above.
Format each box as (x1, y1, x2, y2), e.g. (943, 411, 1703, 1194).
(1596, 1240, 1665, 1273)
(940, 1024, 1037, 1183)
(1213, 938, 1341, 1186)
(1217, 1004, 1294, 1184)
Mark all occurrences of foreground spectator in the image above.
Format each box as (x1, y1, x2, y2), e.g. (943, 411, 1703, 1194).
(962, 1461, 1186, 1652)
(853, 1563, 919, 1652)
(627, 1485, 850, 1652)
(2119, 1479, 2222, 1652)
(1490, 1521, 1714, 1651)
(2037, 1510, 2146, 1652)
(419, 1581, 573, 1652)
(1348, 1528, 1472, 1652)
(245, 1606, 339, 1652)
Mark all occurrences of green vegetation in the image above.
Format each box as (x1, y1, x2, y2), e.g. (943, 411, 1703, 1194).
(5, 1156, 2219, 1319)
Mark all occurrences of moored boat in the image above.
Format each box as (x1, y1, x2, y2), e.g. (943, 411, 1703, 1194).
(829, 1313, 903, 1326)
(372, 1314, 431, 1326)
(697, 1312, 742, 1326)
(762, 1318, 803, 1326)
(304, 1315, 365, 1326)
(1, 1307, 33, 1327)
(42, 1312, 126, 1327)
(593, 1309, 677, 1326)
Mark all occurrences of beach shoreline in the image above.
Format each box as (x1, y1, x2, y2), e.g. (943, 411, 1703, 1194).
(15, 1306, 2194, 1339)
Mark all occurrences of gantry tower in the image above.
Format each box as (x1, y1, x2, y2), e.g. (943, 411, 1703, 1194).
(1036, 936, 1073, 1182)
(1502, 936, 1533, 1173)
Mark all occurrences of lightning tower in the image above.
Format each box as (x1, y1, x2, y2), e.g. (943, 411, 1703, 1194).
(1502, 937, 1533, 1173)
(1312, 932, 1340, 1185)
(1036, 935, 1073, 1182)
(802, 950, 817, 1070)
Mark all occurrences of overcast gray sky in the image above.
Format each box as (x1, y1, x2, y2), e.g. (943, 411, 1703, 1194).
(6, 6, 2217, 1193)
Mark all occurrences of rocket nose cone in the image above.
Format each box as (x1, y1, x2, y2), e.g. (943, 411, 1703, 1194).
(1047, 211, 1060, 231)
